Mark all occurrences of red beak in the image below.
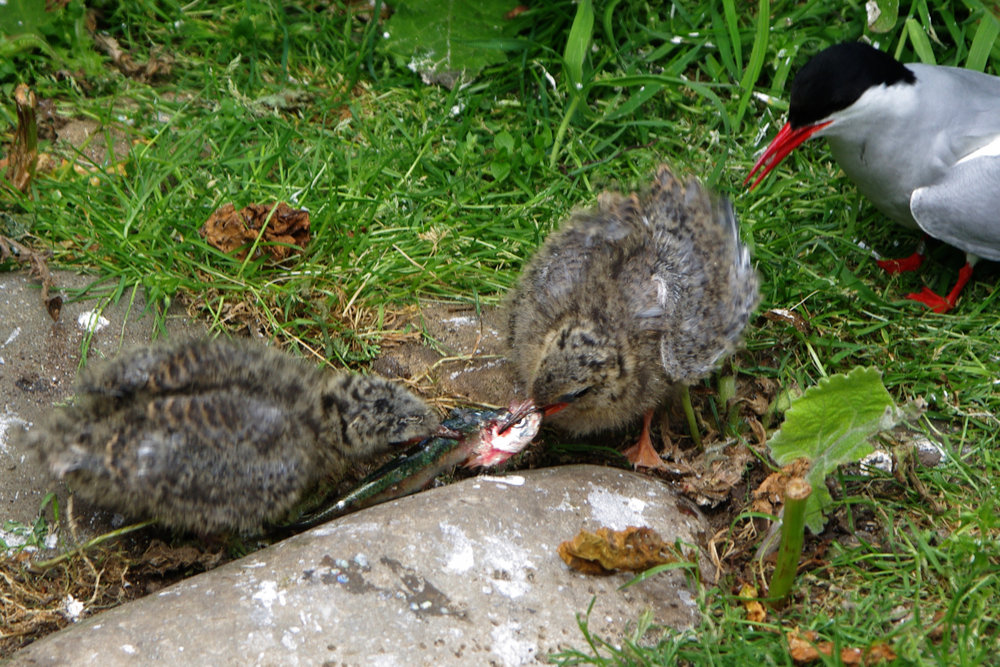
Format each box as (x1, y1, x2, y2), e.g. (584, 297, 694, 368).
(744, 120, 833, 190)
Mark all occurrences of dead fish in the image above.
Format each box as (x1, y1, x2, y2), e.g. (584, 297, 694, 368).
(293, 400, 542, 526)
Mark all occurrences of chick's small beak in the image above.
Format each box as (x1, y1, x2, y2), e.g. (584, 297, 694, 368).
(434, 425, 464, 440)
(542, 402, 569, 417)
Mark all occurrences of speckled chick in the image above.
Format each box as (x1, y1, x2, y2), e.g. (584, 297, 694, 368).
(21, 338, 439, 535)
(505, 165, 758, 466)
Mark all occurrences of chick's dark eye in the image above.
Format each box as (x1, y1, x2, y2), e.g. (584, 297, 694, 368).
(562, 386, 592, 402)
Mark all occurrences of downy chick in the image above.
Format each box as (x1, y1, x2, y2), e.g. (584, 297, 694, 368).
(506, 165, 758, 466)
(20, 338, 439, 535)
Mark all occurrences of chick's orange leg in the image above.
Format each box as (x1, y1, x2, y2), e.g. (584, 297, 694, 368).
(622, 410, 665, 469)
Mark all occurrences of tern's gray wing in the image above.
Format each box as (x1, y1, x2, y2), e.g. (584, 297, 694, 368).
(911, 154, 1000, 261)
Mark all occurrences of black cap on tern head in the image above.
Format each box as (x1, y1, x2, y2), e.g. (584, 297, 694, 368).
(789, 42, 916, 128)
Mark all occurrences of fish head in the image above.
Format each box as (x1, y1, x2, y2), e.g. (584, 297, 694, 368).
(465, 400, 542, 468)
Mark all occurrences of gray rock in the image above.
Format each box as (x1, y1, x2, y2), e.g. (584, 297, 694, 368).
(371, 301, 520, 407)
(0, 270, 205, 536)
(13, 464, 709, 666)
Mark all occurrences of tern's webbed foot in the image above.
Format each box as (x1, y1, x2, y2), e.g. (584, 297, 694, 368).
(905, 261, 974, 314)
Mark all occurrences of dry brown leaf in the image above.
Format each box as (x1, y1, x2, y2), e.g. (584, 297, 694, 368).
(786, 628, 895, 665)
(787, 628, 830, 663)
(200, 202, 310, 261)
(764, 307, 811, 333)
(5, 84, 39, 194)
(733, 376, 780, 417)
(752, 458, 812, 515)
(863, 643, 898, 663)
(740, 583, 766, 623)
(139, 540, 224, 575)
(678, 439, 754, 507)
(0, 235, 61, 321)
(95, 34, 174, 82)
(557, 526, 677, 575)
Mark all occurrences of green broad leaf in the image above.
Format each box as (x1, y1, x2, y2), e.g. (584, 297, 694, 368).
(380, 0, 513, 88)
(494, 130, 515, 154)
(768, 367, 906, 533)
(0, 0, 48, 37)
(866, 0, 899, 34)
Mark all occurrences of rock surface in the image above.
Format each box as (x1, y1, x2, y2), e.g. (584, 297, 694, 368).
(13, 465, 709, 666)
(372, 301, 520, 407)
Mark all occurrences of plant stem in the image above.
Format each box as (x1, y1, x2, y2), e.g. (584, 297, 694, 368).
(549, 93, 582, 170)
(29, 520, 157, 572)
(680, 384, 702, 448)
(768, 477, 811, 606)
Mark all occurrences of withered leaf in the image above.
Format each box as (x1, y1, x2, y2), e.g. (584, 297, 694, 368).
(678, 438, 754, 507)
(0, 234, 61, 321)
(95, 34, 174, 82)
(786, 627, 895, 665)
(557, 526, 678, 575)
(752, 458, 811, 515)
(45, 295, 63, 322)
(739, 583, 766, 623)
(5, 84, 39, 194)
(200, 201, 310, 261)
(139, 539, 224, 575)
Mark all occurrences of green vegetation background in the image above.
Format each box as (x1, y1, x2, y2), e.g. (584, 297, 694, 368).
(2, 1, 998, 663)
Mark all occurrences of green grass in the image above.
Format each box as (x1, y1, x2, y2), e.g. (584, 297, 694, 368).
(2, 0, 1000, 664)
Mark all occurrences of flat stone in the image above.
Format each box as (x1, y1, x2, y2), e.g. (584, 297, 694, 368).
(12, 464, 710, 665)
(372, 301, 520, 407)
(0, 270, 206, 536)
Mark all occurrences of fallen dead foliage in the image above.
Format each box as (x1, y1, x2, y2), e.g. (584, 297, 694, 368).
(138, 540, 225, 576)
(94, 34, 174, 82)
(0, 546, 139, 658)
(752, 458, 812, 516)
(739, 582, 767, 623)
(0, 534, 233, 659)
(200, 202, 311, 261)
(4, 84, 39, 194)
(786, 627, 896, 665)
(557, 526, 679, 575)
(0, 235, 62, 321)
(653, 372, 778, 507)
(675, 438, 754, 507)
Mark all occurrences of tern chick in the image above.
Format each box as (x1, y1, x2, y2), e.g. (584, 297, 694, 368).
(506, 165, 758, 467)
(20, 338, 439, 535)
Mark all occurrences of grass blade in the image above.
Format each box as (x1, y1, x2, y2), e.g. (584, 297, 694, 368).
(563, 0, 595, 89)
(966, 13, 1000, 71)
